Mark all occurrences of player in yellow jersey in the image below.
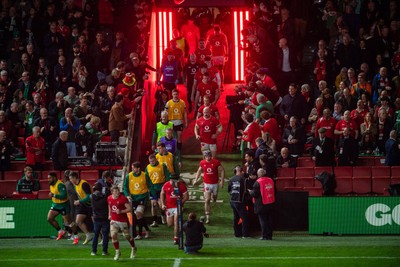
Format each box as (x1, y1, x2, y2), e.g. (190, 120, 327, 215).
(69, 171, 93, 245)
(165, 89, 187, 158)
(124, 161, 152, 240)
(47, 172, 79, 244)
(145, 154, 171, 227)
(156, 141, 180, 175)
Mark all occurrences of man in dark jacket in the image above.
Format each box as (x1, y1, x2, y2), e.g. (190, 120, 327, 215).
(182, 212, 207, 254)
(249, 168, 275, 240)
(91, 183, 110, 256)
(311, 127, 335, 167)
(385, 130, 400, 166)
(280, 83, 307, 124)
(228, 165, 250, 238)
(52, 131, 69, 170)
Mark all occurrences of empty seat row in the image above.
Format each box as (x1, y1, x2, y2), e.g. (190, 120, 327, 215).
(297, 156, 386, 168)
(276, 166, 400, 195)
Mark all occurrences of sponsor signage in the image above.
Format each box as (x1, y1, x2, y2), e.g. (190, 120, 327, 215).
(309, 197, 400, 234)
(0, 200, 62, 237)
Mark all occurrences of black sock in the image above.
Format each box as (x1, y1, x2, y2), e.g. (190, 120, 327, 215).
(177, 142, 182, 150)
(55, 226, 61, 231)
(137, 218, 143, 235)
(152, 215, 157, 222)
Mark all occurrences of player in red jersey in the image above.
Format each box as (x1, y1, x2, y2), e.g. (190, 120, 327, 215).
(194, 38, 212, 64)
(194, 107, 223, 158)
(107, 186, 137, 260)
(197, 95, 220, 120)
(160, 175, 188, 244)
(194, 73, 220, 113)
(206, 25, 228, 89)
(193, 150, 225, 224)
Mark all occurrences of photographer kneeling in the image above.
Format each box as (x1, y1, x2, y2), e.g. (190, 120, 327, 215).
(182, 212, 208, 254)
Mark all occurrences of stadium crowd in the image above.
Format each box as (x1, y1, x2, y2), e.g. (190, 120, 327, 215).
(0, 0, 400, 259)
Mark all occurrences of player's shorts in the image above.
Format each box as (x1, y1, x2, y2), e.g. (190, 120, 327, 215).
(132, 198, 147, 214)
(212, 56, 225, 66)
(204, 183, 219, 196)
(200, 142, 217, 152)
(150, 189, 162, 200)
(50, 202, 70, 216)
(75, 204, 92, 216)
(165, 208, 177, 218)
(173, 124, 184, 132)
(110, 221, 129, 235)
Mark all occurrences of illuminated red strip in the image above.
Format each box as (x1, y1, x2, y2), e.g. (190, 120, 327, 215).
(158, 12, 163, 68)
(233, 11, 239, 81)
(169, 12, 173, 42)
(163, 12, 168, 56)
(239, 11, 244, 81)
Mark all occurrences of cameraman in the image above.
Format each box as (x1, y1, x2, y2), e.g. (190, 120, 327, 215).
(182, 212, 207, 254)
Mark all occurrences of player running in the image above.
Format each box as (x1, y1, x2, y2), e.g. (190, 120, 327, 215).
(193, 150, 225, 224)
(108, 186, 137, 260)
(47, 171, 79, 244)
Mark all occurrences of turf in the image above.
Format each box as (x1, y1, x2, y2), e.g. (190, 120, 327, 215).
(0, 236, 399, 267)
(1, 153, 399, 266)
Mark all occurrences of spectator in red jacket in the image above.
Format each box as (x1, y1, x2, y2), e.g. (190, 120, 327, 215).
(25, 126, 46, 171)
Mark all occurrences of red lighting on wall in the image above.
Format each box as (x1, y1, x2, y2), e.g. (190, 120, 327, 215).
(155, 10, 173, 68)
(154, 9, 249, 82)
(233, 10, 249, 82)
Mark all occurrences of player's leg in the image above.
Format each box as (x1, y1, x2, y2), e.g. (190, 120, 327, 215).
(173, 211, 179, 244)
(158, 197, 166, 224)
(47, 209, 64, 240)
(204, 189, 211, 224)
(122, 224, 137, 259)
(212, 184, 219, 203)
(150, 199, 159, 227)
(62, 213, 79, 242)
(210, 143, 217, 159)
(110, 223, 121, 260)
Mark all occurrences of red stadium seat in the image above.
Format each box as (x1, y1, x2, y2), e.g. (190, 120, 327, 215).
(357, 157, 374, 166)
(39, 180, 49, 191)
(275, 177, 295, 191)
(41, 170, 62, 180)
(0, 180, 17, 198)
(371, 166, 391, 195)
(277, 168, 295, 178)
(9, 161, 26, 171)
(334, 167, 353, 194)
(43, 161, 54, 170)
(283, 187, 304, 192)
(390, 166, 400, 185)
(352, 166, 371, 194)
(3, 171, 23, 181)
(276, 168, 295, 191)
(38, 190, 51, 199)
(303, 187, 323, 196)
(85, 179, 97, 186)
(295, 167, 315, 187)
(374, 157, 385, 166)
(297, 157, 315, 167)
(80, 170, 99, 180)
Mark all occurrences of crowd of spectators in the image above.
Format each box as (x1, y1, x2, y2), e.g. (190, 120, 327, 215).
(0, 0, 154, 171)
(230, 0, 400, 169)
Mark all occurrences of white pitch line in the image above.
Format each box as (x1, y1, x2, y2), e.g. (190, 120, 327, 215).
(0, 256, 398, 261)
(173, 258, 181, 267)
